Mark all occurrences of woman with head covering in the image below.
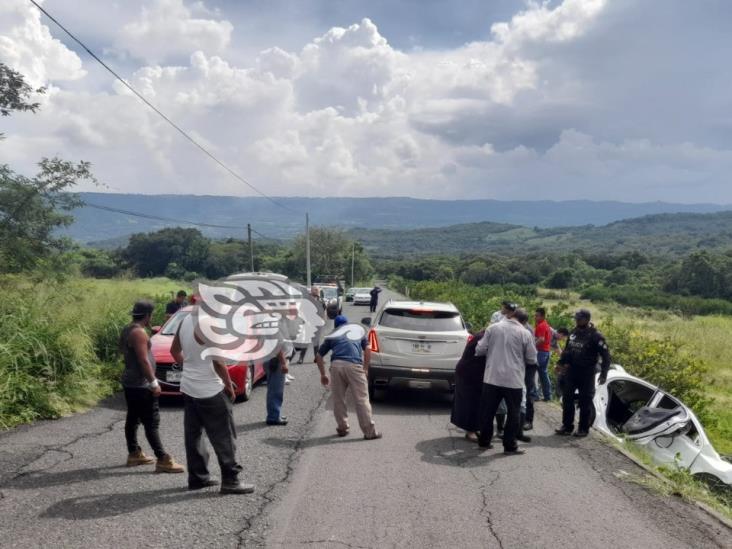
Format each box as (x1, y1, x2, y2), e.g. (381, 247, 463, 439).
(451, 330, 486, 442)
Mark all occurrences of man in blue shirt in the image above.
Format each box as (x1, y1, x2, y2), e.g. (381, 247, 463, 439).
(315, 315, 382, 440)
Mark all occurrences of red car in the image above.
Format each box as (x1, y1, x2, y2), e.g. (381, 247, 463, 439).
(150, 306, 266, 401)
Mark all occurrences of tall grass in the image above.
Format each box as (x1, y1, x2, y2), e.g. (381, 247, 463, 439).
(0, 275, 187, 429)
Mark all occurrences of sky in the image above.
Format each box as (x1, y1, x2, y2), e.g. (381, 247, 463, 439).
(1, 0, 731, 202)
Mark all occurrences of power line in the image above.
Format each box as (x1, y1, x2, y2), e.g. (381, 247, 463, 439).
(84, 202, 244, 229)
(250, 227, 283, 242)
(84, 201, 280, 241)
(28, 0, 299, 215)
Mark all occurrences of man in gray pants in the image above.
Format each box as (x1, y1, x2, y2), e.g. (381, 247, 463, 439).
(171, 313, 254, 494)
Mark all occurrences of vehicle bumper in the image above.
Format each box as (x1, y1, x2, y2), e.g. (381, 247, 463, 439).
(368, 364, 455, 391)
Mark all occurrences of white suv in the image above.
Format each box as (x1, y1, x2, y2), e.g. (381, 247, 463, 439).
(363, 300, 469, 396)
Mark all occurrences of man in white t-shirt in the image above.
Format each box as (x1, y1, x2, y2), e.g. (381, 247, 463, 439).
(171, 313, 254, 494)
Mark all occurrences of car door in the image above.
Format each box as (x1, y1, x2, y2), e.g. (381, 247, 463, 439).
(633, 391, 703, 467)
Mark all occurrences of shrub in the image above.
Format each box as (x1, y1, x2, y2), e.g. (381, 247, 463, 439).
(602, 319, 711, 421)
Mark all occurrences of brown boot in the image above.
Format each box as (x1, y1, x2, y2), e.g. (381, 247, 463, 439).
(127, 449, 154, 467)
(155, 454, 185, 474)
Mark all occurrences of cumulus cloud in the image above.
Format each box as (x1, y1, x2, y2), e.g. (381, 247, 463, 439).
(1, 0, 731, 203)
(116, 0, 233, 63)
(0, 0, 84, 87)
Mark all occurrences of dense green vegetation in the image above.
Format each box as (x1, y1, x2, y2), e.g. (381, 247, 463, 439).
(354, 212, 732, 256)
(0, 276, 182, 428)
(71, 225, 374, 283)
(378, 250, 732, 317)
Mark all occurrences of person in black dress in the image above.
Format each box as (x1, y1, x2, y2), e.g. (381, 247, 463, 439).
(451, 330, 486, 442)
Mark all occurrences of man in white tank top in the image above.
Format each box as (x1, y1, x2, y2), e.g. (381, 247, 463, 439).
(171, 313, 254, 494)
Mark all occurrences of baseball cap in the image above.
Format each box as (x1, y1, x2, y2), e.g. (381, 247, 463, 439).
(131, 300, 155, 318)
(501, 300, 517, 312)
(334, 315, 348, 327)
(574, 309, 592, 321)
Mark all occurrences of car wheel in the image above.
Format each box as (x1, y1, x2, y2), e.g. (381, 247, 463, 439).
(237, 364, 254, 402)
(693, 473, 729, 495)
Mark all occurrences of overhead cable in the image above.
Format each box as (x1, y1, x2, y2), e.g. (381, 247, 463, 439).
(28, 0, 299, 215)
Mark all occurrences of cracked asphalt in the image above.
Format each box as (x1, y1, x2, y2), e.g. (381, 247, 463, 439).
(1, 292, 731, 548)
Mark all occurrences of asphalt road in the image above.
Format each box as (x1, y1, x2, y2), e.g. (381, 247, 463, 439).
(0, 289, 730, 548)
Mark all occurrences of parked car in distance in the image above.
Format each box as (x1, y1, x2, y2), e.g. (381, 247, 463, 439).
(593, 365, 731, 489)
(345, 287, 356, 302)
(363, 300, 470, 397)
(150, 306, 266, 401)
(319, 285, 343, 315)
(353, 288, 373, 306)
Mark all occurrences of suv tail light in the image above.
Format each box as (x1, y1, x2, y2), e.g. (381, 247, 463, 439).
(368, 329, 380, 353)
(467, 334, 475, 344)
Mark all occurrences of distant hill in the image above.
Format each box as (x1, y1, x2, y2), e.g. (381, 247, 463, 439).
(350, 211, 732, 256)
(67, 193, 730, 244)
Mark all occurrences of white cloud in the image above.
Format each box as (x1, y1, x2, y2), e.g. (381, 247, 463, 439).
(1, 0, 731, 203)
(0, 0, 84, 87)
(116, 0, 233, 63)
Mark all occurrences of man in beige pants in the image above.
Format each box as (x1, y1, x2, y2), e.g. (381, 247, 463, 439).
(315, 315, 382, 440)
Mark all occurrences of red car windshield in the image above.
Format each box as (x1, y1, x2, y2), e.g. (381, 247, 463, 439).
(160, 310, 191, 336)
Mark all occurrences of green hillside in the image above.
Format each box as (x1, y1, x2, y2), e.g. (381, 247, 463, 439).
(351, 211, 732, 256)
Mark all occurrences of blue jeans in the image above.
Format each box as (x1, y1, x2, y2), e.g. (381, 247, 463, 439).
(266, 359, 286, 422)
(537, 351, 552, 400)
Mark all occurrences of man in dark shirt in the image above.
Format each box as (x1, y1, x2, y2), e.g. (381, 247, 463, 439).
(165, 290, 188, 320)
(369, 286, 382, 313)
(555, 309, 611, 438)
(120, 300, 184, 472)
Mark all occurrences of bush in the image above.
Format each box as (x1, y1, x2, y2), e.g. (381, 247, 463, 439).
(582, 285, 732, 316)
(602, 319, 711, 421)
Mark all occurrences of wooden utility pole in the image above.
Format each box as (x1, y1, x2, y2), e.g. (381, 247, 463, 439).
(305, 213, 311, 288)
(247, 223, 254, 271)
(351, 241, 355, 287)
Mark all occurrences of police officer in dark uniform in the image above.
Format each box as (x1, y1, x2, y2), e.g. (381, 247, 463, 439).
(555, 309, 611, 438)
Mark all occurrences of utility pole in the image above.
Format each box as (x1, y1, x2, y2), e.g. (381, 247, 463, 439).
(247, 223, 254, 272)
(351, 241, 355, 287)
(305, 213, 311, 288)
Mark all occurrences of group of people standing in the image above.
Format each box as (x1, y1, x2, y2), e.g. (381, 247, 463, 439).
(119, 288, 381, 495)
(452, 301, 611, 454)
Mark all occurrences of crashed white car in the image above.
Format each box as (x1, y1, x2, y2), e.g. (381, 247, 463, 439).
(593, 365, 731, 488)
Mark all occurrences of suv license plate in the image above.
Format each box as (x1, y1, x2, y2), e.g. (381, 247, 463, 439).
(166, 371, 182, 383)
(412, 342, 432, 353)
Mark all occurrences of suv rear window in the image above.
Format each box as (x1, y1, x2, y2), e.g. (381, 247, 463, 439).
(379, 308, 464, 332)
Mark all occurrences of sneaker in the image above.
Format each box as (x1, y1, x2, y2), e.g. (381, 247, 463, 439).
(296, 358, 304, 365)
(126, 449, 154, 467)
(188, 479, 218, 490)
(555, 427, 574, 436)
(220, 481, 255, 495)
(155, 454, 185, 474)
(503, 448, 526, 456)
(285, 373, 294, 384)
(266, 417, 288, 426)
(523, 422, 533, 431)
(573, 430, 589, 438)
(364, 431, 383, 440)
(336, 427, 350, 437)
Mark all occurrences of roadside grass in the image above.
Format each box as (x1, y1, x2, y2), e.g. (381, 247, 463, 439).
(0, 275, 189, 430)
(612, 439, 732, 520)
